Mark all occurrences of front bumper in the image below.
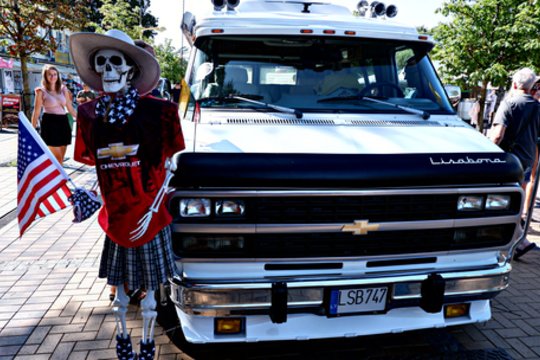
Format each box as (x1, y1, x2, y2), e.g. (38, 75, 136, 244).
(170, 263, 510, 316)
(168, 263, 510, 343)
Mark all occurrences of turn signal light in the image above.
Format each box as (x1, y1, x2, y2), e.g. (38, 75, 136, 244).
(444, 303, 470, 318)
(215, 318, 245, 335)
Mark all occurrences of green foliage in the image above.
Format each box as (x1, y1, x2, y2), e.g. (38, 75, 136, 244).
(431, 0, 540, 131)
(0, 0, 90, 113)
(0, 0, 89, 57)
(97, 0, 141, 39)
(432, 0, 540, 89)
(94, 0, 158, 39)
(153, 39, 187, 83)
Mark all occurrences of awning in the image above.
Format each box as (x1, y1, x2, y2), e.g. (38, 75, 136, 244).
(0, 58, 14, 69)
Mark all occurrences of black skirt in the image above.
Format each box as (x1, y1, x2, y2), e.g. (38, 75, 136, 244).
(40, 113, 72, 146)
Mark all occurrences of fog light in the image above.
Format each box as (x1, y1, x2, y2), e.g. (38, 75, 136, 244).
(444, 303, 470, 318)
(180, 198, 211, 217)
(216, 199, 245, 216)
(457, 195, 483, 211)
(486, 194, 511, 210)
(215, 318, 245, 335)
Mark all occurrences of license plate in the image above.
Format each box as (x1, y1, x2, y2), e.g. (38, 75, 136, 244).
(328, 286, 388, 316)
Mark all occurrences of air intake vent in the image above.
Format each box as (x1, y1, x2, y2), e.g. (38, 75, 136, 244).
(348, 120, 440, 126)
(227, 118, 334, 125)
(225, 118, 441, 126)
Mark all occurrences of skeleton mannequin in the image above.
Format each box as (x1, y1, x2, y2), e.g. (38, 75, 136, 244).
(70, 30, 185, 360)
(92, 47, 158, 359)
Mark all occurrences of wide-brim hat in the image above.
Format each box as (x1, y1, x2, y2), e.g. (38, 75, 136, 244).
(69, 29, 160, 95)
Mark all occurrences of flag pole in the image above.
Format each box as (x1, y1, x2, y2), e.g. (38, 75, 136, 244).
(18, 111, 77, 188)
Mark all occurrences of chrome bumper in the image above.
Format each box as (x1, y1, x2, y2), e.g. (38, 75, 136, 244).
(169, 263, 511, 316)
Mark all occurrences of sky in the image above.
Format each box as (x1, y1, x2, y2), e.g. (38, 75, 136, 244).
(149, 0, 448, 50)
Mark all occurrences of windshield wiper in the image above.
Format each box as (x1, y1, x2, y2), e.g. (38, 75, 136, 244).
(317, 94, 430, 120)
(198, 94, 263, 103)
(198, 95, 303, 119)
(232, 95, 303, 119)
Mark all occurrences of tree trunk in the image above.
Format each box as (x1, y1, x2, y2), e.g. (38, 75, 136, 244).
(19, 54, 32, 118)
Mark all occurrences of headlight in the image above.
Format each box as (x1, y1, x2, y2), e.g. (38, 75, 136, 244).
(486, 194, 511, 210)
(457, 195, 483, 211)
(180, 198, 211, 217)
(216, 200, 245, 216)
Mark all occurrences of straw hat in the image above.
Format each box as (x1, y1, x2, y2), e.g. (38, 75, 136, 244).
(69, 29, 160, 95)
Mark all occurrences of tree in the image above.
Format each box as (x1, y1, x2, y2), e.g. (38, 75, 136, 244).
(153, 39, 187, 84)
(0, 0, 89, 114)
(94, 0, 158, 39)
(431, 0, 540, 132)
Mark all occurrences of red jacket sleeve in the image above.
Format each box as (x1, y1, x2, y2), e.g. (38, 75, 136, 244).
(163, 101, 185, 157)
(74, 104, 96, 166)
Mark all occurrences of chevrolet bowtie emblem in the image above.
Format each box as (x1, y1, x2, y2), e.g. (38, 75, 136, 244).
(97, 143, 139, 160)
(342, 220, 380, 235)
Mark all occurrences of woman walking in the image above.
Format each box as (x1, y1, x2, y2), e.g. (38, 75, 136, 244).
(31, 64, 77, 165)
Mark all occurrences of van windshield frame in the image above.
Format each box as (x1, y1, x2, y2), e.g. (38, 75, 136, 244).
(188, 35, 454, 115)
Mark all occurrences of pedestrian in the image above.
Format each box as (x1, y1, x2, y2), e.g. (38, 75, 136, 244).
(70, 29, 185, 360)
(76, 83, 96, 104)
(526, 78, 540, 223)
(490, 67, 540, 260)
(31, 64, 77, 165)
(468, 95, 481, 129)
(171, 82, 181, 103)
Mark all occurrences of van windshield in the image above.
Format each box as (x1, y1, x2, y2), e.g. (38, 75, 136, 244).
(189, 36, 454, 115)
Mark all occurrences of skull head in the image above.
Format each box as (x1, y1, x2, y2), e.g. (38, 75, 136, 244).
(94, 49, 133, 94)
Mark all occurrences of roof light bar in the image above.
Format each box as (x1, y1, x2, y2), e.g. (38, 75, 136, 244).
(356, 1, 398, 18)
(211, 0, 240, 12)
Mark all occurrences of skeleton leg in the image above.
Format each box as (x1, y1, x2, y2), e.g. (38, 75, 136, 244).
(139, 289, 157, 360)
(113, 285, 134, 360)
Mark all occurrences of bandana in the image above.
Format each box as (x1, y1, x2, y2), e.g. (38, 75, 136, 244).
(69, 188, 102, 223)
(95, 86, 140, 125)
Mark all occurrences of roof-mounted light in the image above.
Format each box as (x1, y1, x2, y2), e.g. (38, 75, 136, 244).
(211, 0, 226, 11)
(211, 0, 240, 12)
(357, 1, 398, 18)
(226, 0, 240, 11)
(356, 0, 369, 16)
(370, 1, 386, 17)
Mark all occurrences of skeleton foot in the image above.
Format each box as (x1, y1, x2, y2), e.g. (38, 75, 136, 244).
(113, 285, 134, 360)
(116, 333, 135, 360)
(138, 339, 156, 360)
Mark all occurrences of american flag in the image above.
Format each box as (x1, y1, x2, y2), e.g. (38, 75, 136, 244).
(17, 112, 71, 236)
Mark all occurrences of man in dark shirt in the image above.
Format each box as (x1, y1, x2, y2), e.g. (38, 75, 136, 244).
(76, 83, 96, 104)
(491, 67, 540, 259)
(171, 82, 181, 103)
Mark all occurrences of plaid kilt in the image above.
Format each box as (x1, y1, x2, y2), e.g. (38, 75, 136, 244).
(98, 226, 178, 290)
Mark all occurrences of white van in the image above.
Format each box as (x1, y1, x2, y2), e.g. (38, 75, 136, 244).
(164, 0, 524, 344)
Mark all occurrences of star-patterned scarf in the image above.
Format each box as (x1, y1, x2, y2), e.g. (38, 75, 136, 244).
(95, 86, 140, 125)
